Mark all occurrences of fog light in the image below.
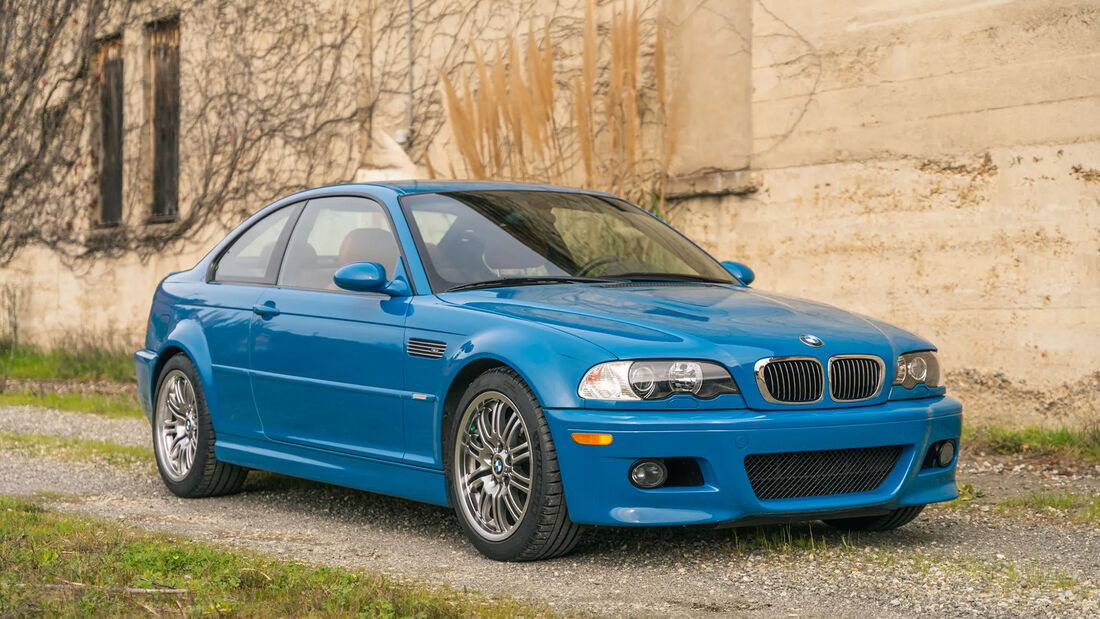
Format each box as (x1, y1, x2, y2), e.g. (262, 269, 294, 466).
(629, 459, 668, 489)
(937, 440, 956, 468)
(923, 439, 957, 469)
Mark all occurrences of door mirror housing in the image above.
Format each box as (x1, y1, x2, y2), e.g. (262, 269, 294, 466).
(333, 262, 409, 296)
(720, 261, 755, 286)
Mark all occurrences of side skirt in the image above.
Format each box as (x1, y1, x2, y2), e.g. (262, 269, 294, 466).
(214, 434, 449, 507)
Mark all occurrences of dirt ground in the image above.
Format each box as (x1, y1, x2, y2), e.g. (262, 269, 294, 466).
(1, 405, 1098, 617)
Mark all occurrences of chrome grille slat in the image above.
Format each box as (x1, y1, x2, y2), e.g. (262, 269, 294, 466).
(828, 355, 884, 402)
(754, 357, 823, 404)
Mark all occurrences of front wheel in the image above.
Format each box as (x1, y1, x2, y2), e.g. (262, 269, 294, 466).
(823, 504, 925, 532)
(445, 368, 581, 561)
(152, 354, 247, 498)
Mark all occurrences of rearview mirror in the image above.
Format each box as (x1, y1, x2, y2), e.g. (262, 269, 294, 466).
(334, 262, 412, 296)
(720, 261, 755, 286)
(333, 262, 388, 292)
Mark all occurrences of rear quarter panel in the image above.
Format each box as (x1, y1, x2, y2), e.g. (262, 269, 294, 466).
(146, 276, 265, 440)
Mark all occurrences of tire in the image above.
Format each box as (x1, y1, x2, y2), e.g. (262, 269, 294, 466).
(822, 505, 925, 532)
(152, 353, 247, 498)
(444, 367, 582, 561)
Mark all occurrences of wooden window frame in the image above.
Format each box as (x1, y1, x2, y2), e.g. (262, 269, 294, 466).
(95, 35, 124, 228)
(147, 16, 180, 223)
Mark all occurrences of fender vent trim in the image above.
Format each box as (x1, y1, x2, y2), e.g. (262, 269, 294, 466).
(407, 338, 447, 359)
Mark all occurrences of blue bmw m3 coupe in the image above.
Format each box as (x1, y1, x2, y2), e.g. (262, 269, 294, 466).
(135, 181, 961, 561)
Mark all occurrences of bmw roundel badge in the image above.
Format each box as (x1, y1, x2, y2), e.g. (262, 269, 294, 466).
(799, 334, 823, 347)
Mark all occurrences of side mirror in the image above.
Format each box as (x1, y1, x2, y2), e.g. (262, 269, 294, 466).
(333, 262, 389, 293)
(720, 261, 755, 286)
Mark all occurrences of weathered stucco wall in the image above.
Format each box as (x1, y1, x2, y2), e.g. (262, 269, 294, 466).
(3, 0, 1098, 428)
(676, 144, 1100, 427)
(674, 0, 1100, 426)
(1, 243, 210, 350)
(749, 0, 1100, 167)
(0, 0, 363, 350)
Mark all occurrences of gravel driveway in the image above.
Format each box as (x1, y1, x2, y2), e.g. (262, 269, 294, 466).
(2, 404, 1098, 617)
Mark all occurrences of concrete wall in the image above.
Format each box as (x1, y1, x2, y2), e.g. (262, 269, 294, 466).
(0, 0, 362, 350)
(4, 0, 1098, 427)
(674, 0, 1100, 426)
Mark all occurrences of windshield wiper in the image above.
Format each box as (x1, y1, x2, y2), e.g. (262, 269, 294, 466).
(604, 272, 733, 284)
(446, 276, 610, 292)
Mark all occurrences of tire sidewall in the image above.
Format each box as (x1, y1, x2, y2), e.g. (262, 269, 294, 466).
(153, 354, 215, 497)
(444, 370, 551, 561)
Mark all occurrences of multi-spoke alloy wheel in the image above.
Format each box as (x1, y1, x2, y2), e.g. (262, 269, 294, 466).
(152, 354, 247, 498)
(155, 369, 199, 481)
(446, 368, 582, 561)
(455, 391, 532, 541)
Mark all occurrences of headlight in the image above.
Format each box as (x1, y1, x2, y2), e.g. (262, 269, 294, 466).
(578, 360, 739, 401)
(892, 351, 942, 389)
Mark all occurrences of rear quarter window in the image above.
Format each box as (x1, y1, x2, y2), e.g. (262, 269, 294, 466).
(213, 206, 295, 284)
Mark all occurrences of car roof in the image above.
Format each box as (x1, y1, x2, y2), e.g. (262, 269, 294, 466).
(358, 179, 615, 197)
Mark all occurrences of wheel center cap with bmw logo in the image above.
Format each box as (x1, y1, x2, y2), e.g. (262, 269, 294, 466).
(492, 455, 504, 474)
(800, 334, 823, 347)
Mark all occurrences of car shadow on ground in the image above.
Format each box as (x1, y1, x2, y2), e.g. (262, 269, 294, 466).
(238, 470, 937, 563)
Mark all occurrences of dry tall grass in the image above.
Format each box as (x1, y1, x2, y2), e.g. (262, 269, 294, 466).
(438, 0, 678, 213)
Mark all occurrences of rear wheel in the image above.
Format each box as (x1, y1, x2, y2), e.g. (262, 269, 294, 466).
(823, 505, 925, 532)
(445, 368, 581, 561)
(153, 354, 247, 498)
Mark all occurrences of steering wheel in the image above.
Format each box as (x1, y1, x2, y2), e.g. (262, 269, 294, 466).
(576, 255, 629, 277)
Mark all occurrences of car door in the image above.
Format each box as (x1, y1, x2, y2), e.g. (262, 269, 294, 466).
(249, 195, 410, 461)
(203, 203, 301, 439)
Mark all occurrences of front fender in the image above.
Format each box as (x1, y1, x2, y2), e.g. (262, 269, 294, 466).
(402, 297, 615, 469)
(452, 325, 614, 410)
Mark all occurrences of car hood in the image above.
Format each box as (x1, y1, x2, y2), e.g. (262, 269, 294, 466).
(440, 282, 932, 363)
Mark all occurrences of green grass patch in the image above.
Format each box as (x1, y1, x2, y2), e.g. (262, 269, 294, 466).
(998, 490, 1100, 524)
(904, 552, 1081, 593)
(0, 341, 135, 383)
(963, 424, 1100, 462)
(721, 523, 1086, 600)
(0, 392, 143, 419)
(0, 496, 552, 617)
(0, 432, 150, 468)
(725, 523, 862, 555)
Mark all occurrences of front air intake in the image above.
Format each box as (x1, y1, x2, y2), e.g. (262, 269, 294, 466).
(745, 445, 902, 500)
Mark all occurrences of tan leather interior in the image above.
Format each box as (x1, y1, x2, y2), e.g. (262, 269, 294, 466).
(339, 227, 400, 274)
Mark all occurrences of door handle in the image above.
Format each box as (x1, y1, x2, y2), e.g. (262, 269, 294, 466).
(252, 301, 279, 318)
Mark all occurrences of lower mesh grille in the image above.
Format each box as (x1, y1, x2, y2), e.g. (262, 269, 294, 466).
(744, 445, 902, 500)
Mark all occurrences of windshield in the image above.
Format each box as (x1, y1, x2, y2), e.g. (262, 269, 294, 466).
(399, 190, 736, 292)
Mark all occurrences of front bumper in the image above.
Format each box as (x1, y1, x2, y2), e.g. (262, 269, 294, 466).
(545, 396, 962, 526)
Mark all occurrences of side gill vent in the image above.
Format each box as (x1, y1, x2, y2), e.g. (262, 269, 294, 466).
(407, 338, 447, 359)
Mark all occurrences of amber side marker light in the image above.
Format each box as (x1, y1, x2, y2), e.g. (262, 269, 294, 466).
(572, 432, 613, 446)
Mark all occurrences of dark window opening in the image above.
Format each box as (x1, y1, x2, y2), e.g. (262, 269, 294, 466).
(149, 18, 179, 220)
(97, 37, 124, 227)
(277, 197, 401, 292)
(213, 206, 298, 285)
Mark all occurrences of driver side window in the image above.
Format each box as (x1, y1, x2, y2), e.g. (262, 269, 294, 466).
(278, 196, 401, 291)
